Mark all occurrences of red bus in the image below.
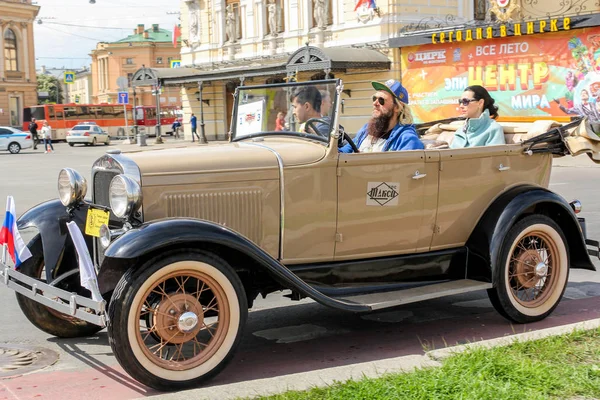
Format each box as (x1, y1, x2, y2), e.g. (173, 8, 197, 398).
(23, 104, 134, 141)
(134, 105, 181, 137)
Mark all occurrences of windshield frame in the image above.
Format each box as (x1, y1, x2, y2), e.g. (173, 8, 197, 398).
(229, 79, 340, 143)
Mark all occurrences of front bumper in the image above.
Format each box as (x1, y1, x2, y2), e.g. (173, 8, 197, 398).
(0, 265, 107, 327)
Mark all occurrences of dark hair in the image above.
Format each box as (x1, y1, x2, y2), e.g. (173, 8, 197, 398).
(464, 85, 499, 119)
(291, 86, 322, 113)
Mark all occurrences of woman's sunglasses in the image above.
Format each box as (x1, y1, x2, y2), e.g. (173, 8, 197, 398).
(458, 98, 478, 106)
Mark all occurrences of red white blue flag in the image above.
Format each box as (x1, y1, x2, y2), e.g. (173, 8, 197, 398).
(354, 0, 376, 11)
(0, 196, 32, 268)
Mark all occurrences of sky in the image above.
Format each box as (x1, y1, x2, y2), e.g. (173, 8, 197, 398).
(33, 0, 180, 70)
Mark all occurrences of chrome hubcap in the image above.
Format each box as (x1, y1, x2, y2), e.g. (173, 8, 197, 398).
(535, 262, 548, 278)
(178, 311, 199, 333)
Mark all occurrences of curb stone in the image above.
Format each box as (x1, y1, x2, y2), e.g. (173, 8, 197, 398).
(140, 318, 600, 400)
(427, 317, 600, 361)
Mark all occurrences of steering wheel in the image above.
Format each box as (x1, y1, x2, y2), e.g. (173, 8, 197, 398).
(304, 118, 360, 153)
(303, 118, 329, 138)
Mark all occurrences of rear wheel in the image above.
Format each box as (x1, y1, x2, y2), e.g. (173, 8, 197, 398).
(108, 250, 247, 391)
(68, 143, 75, 147)
(8, 142, 21, 154)
(15, 235, 103, 338)
(488, 215, 569, 323)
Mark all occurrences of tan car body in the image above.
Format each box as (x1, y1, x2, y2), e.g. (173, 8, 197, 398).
(123, 135, 551, 263)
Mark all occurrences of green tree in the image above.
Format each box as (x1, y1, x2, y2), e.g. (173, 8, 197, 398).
(37, 74, 64, 104)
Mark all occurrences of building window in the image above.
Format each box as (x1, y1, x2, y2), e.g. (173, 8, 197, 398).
(127, 73, 133, 87)
(4, 29, 18, 72)
(474, 0, 488, 20)
(167, 57, 173, 64)
(126, 58, 134, 65)
(156, 57, 163, 64)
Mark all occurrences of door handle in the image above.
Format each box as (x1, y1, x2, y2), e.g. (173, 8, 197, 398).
(412, 171, 427, 180)
(498, 164, 510, 171)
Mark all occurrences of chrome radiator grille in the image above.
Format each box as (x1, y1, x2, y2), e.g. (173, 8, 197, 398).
(161, 190, 263, 243)
(93, 171, 119, 207)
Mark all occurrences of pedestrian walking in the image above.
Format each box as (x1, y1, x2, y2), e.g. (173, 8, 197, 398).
(28, 118, 39, 150)
(190, 113, 200, 142)
(172, 120, 182, 139)
(41, 121, 54, 153)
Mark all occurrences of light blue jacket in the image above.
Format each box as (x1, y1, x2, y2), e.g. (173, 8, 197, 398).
(339, 122, 423, 153)
(450, 110, 505, 148)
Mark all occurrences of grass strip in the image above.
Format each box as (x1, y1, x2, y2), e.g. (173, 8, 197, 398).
(248, 327, 600, 400)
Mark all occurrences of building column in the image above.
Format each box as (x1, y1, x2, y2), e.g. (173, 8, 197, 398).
(99, 58, 103, 92)
(0, 23, 5, 79)
(21, 23, 30, 80)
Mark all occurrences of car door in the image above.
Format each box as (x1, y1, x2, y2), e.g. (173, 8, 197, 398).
(94, 126, 105, 141)
(335, 150, 439, 260)
(0, 128, 12, 150)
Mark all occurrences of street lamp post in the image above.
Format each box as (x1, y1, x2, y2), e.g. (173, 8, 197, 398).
(131, 87, 138, 144)
(154, 83, 163, 144)
(197, 81, 208, 144)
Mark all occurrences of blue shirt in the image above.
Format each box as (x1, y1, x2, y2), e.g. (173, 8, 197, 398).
(190, 115, 197, 128)
(339, 122, 423, 153)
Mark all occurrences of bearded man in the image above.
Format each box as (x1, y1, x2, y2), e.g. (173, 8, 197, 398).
(339, 80, 423, 153)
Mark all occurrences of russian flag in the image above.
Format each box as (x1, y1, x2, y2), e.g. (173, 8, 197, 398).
(0, 196, 32, 268)
(354, 0, 376, 11)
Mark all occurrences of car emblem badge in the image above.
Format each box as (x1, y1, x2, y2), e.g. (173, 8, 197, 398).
(366, 182, 399, 206)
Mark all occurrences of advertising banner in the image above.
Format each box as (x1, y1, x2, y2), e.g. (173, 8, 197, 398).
(401, 27, 600, 122)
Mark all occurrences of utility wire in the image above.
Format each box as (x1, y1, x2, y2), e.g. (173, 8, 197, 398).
(42, 21, 127, 30)
(39, 24, 114, 41)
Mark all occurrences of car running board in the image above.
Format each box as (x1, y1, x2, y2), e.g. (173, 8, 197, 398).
(334, 280, 493, 311)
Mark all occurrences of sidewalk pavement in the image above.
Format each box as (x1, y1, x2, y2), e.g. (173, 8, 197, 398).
(141, 318, 600, 400)
(553, 153, 599, 168)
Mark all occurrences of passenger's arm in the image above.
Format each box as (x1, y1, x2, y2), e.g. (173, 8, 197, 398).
(487, 124, 506, 145)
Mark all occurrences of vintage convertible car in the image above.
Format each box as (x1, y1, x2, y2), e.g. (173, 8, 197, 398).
(1, 79, 600, 391)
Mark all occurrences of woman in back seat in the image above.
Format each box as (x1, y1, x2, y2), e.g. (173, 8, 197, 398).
(450, 85, 505, 148)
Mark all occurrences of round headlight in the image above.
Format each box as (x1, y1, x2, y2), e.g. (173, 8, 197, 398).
(109, 174, 142, 218)
(58, 168, 87, 207)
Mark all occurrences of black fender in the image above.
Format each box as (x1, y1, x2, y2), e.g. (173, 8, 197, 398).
(466, 185, 595, 282)
(17, 199, 92, 282)
(100, 218, 369, 312)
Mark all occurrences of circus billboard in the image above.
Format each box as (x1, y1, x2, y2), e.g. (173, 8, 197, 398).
(401, 26, 600, 123)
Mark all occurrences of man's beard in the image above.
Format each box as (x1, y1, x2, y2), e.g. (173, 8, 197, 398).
(367, 109, 394, 139)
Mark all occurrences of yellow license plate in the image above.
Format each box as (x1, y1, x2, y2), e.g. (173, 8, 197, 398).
(85, 208, 110, 237)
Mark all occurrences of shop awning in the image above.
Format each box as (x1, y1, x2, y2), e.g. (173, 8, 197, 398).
(131, 63, 288, 87)
(131, 45, 391, 88)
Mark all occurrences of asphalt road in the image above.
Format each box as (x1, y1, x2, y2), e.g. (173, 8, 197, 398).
(1, 142, 600, 400)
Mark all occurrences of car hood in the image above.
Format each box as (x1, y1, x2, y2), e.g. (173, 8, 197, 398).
(122, 138, 328, 177)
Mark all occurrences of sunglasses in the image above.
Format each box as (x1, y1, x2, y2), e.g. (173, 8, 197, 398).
(458, 98, 478, 106)
(373, 95, 399, 106)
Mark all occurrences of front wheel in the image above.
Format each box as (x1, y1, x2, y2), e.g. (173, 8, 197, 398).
(15, 235, 103, 338)
(488, 215, 569, 323)
(107, 250, 248, 391)
(8, 142, 21, 154)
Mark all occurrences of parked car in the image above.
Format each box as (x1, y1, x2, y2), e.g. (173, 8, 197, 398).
(66, 124, 110, 146)
(0, 126, 33, 154)
(2, 79, 600, 391)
